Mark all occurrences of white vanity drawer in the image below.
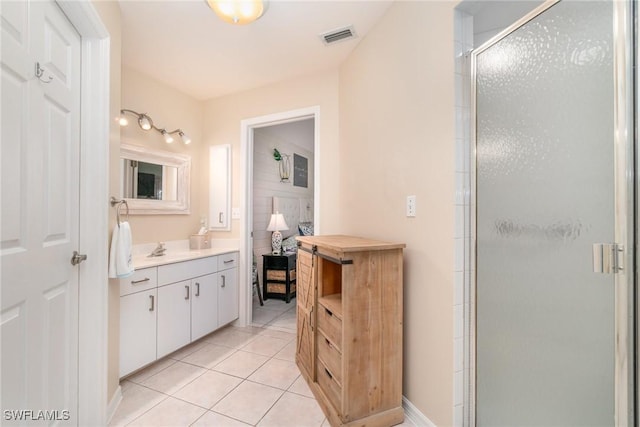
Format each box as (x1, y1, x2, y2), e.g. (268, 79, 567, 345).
(218, 252, 238, 271)
(158, 256, 217, 286)
(120, 267, 158, 297)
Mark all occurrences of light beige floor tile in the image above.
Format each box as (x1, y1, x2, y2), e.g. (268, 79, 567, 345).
(239, 335, 289, 357)
(127, 396, 206, 427)
(212, 350, 269, 378)
(258, 328, 296, 342)
(261, 299, 295, 314)
(247, 358, 300, 390)
(141, 361, 206, 395)
(173, 370, 242, 409)
(108, 383, 167, 427)
(268, 310, 296, 330)
(181, 343, 235, 369)
(203, 327, 257, 349)
(251, 308, 282, 326)
(212, 381, 283, 425)
(125, 358, 176, 384)
(273, 340, 296, 362)
(258, 392, 325, 427)
(167, 339, 209, 361)
(231, 325, 267, 335)
(192, 411, 251, 426)
(287, 375, 313, 398)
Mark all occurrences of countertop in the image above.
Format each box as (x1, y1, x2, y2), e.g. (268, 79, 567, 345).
(133, 247, 238, 270)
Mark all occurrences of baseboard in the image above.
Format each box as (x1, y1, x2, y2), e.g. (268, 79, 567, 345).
(403, 396, 437, 427)
(106, 385, 123, 424)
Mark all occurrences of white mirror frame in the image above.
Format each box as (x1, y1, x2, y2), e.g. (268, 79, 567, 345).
(120, 143, 191, 215)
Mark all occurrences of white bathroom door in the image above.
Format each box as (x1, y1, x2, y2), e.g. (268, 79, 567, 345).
(1, 0, 82, 424)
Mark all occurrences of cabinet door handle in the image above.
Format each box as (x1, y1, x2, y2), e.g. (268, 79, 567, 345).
(218, 212, 223, 223)
(223, 259, 234, 264)
(221, 275, 226, 288)
(185, 285, 190, 300)
(325, 307, 333, 317)
(195, 282, 200, 296)
(310, 305, 314, 331)
(132, 278, 150, 284)
(149, 295, 154, 311)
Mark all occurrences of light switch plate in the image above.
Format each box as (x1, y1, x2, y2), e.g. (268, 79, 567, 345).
(406, 195, 416, 217)
(232, 207, 240, 219)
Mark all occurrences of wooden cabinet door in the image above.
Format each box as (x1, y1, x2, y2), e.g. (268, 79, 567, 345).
(296, 248, 316, 380)
(191, 273, 218, 341)
(157, 280, 192, 358)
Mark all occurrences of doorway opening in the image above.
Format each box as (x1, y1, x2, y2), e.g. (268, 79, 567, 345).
(239, 107, 320, 327)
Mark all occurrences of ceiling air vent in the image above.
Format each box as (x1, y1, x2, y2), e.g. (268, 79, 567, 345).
(319, 25, 357, 45)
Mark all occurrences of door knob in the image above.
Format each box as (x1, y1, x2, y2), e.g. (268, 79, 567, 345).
(71, 251, 87, 266)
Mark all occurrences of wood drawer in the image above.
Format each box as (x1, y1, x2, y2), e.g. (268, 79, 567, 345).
(317, 359, 341, 412)
(218, 252, 238, 271)
(317, 302, 342, 351)
(119, 267, 157, 297)
(317, 330, 342, 386)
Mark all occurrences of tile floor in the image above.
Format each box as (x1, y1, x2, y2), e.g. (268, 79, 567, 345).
(110, 297, 415, 427)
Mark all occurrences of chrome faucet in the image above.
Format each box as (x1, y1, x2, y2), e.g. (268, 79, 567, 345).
(148, 242, 166, 257)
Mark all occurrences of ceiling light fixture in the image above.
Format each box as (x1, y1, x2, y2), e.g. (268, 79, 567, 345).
(205, 0, 267, 25)
(119, 109, 192, 144)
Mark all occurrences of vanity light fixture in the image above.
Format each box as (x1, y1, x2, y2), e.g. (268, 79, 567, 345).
(205, 0, 268, 25)
(119, 109, 191, 144)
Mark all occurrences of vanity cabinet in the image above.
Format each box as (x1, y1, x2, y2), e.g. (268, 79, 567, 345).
(295, 236, 405, 427)
(119, 268, 158, 378)
(157, 280, 192, 358)
(119, 251, 239, 378)
(191, 273, 218, 341)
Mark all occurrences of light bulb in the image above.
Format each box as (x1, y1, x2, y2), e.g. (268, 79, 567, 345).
(117, 116, 128, 126)
(179, 131, 191, 145)
(138, 114, 153, 131)
(162, 130, 174, 143)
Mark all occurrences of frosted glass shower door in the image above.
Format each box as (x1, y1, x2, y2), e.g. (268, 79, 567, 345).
(475, 1, 625, 426)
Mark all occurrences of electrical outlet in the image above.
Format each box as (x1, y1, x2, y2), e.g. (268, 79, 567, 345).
(406, 195, 416, 217)
(232, 207, 240, 219)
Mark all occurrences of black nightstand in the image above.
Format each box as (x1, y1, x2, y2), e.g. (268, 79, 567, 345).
(262, 252, 297, 303)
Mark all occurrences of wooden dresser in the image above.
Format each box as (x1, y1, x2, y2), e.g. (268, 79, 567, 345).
(295, 235, 405, 427)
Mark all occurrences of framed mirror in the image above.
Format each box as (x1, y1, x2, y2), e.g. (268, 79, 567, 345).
(120, 143, 191, 214)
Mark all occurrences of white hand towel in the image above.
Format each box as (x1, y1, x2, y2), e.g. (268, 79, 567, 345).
(109, 221, 134, 279)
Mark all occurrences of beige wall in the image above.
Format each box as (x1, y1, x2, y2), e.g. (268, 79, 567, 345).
(121, 67, 205, 244)
(94, 1, 457, 421)
(338, 2, 456, 425)
(91, 0, 122, 405)
(202, 71, 341, 239)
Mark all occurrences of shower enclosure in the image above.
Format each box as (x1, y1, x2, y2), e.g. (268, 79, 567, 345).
(472, 1, 635, 425)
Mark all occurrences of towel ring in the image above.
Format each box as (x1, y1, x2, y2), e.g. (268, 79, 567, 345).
(110, 197, 130, 227)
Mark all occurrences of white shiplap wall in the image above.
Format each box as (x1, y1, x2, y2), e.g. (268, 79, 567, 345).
(252, 119, 315, 288)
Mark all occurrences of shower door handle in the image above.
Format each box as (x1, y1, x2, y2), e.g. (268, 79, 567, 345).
(592, 243, 623, 274)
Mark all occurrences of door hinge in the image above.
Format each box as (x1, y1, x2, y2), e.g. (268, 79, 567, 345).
(592, 243, 623, 274)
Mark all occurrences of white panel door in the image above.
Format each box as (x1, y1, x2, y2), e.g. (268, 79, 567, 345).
(1, 0, 81, 424)
(191, 273, 218, 341)
(218, 268, 238, 326)
(157, 281, 192, 358)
